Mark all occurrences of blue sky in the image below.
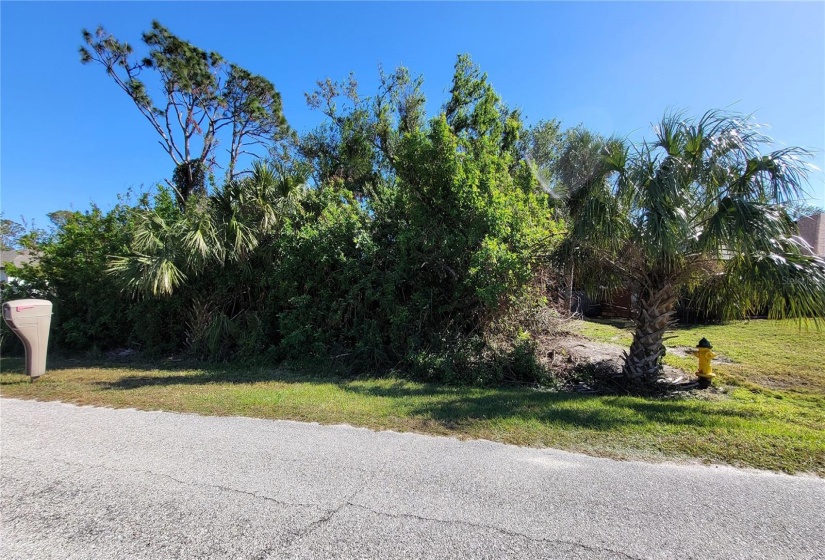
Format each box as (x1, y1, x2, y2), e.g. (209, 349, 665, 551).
(2, 1, 824, 229)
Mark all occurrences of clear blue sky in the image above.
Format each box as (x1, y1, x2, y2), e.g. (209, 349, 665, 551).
(2, 1, 824, 229)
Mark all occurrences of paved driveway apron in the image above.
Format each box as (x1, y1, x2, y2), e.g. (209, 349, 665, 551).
(1, 398, 823, 559)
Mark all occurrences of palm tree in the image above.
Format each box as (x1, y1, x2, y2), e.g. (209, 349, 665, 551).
(557, 111, 825, 381)
(110, 160, 308, 297)
(548, 128, 624, 314)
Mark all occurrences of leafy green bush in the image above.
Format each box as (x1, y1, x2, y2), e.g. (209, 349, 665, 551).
(23, 56, 564, 384)
(267, 55, 562, 381)
(2, 195, 194, 357)
(2, 204, 135, 354)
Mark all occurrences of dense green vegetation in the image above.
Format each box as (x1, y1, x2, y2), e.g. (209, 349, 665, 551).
(3, 21, 824, 388)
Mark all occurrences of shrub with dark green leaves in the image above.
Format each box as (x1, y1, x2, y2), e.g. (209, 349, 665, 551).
(57, 56, 565, 383)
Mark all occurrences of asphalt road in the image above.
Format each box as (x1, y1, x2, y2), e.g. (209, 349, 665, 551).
(1, 398, 823, 559)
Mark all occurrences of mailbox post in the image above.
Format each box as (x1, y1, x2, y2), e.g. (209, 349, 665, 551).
(2, 299, 53, 379)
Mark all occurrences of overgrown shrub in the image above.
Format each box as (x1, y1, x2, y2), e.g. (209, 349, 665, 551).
(264, 56, 562, 381)
(14, 56, 564, 384)
(2, 197, 193, 357)
(2, 204, 135, 354)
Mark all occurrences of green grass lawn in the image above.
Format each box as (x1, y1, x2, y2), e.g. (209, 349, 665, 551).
(580, 318, 825, 394)
(1, 319, 823, 475)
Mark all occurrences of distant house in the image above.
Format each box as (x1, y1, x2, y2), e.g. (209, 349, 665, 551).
(798, 212, 825, 257)
(0, 250, 36, 283)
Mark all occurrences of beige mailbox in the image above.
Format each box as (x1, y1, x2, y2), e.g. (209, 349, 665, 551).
(3, 299, 53, 379)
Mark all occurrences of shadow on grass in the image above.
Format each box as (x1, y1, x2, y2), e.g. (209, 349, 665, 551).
(340, 381, 753, 431)
(1, 357, 755, 431)
(0, 356, 340, 387)
(586, 318, 718, 332)
(2, 356, 208, 374)
(586, 317, 635, 330)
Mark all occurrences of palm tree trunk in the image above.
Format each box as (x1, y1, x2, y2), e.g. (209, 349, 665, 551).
(623, 282, 678, 381)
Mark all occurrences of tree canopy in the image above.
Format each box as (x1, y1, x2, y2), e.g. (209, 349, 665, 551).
(80, 21, 291, 207)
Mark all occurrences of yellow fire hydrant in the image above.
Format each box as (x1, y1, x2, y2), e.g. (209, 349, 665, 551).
(696, 337, 716, 388)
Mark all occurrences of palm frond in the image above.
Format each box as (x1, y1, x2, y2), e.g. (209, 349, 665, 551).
(180, 203, 223, 270)
(697, 198, 795, 257)
(697, 249, 825, 323)
(108, 252, 187, 297)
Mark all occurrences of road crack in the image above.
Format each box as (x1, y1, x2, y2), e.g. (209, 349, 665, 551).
(3, 454, 319, 510)
(6, 455, 644, 559)
(280, 457, 392, 552)
(343, 502, 645, 560)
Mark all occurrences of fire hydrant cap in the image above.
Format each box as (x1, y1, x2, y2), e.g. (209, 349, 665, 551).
(697, 337, 713, 349)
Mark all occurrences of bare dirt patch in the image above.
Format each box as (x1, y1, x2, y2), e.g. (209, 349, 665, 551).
(536, 333, 702, 394)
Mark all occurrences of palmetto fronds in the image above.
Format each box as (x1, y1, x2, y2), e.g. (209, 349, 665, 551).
(109, 210, 189, 296)
(110, 160, 308, 297)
